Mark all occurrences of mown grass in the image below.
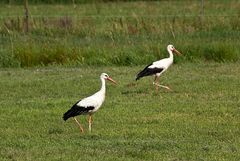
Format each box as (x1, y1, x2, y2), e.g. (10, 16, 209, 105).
(0, 0, 240, 67)
(0, 63, 240, 160)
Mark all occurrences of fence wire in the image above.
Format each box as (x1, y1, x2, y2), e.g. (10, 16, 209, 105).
(0, 14, 239, 19)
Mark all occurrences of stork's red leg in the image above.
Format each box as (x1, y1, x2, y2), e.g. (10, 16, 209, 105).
(74, 117, 84, 133)
(88, 114, 93, 132)
(153, 76, 159, 93)
(153, 76, 171, 91)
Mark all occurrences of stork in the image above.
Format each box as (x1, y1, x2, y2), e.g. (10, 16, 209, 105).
(136, 44, 182, 92)
(63, 73, 116, 133)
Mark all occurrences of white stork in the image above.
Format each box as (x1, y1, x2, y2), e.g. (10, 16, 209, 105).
(136, 44, 182, 92)
(63, 73, 116, 133)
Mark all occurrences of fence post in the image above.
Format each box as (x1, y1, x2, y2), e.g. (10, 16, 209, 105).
(24, 0, 29, 33)
(72, 0, 76, 8)
(200, 0, 204, 26)
(201, 0, 204, 16)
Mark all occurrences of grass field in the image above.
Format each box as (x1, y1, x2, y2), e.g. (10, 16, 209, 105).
(0, 1, 240, 160)
(0, 63, 240, 160)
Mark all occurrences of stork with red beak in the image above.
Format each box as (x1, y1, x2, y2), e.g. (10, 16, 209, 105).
(63, 73, 116, 133)
(136, 44, 182, 92)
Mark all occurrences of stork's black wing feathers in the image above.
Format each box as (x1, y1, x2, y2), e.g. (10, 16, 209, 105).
(63, 101, 94, 121)
(136, 63, 164, 80)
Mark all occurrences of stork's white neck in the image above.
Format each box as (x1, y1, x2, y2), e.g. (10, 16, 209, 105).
(167, 48, 174, 60)
(100, 77, 106, 94)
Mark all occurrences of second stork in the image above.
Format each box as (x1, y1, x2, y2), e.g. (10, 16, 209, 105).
(136, 44, 182, 92)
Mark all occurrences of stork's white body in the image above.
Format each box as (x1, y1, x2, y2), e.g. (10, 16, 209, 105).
(148, 49, 174, 77)
(77, 77, 106, 114)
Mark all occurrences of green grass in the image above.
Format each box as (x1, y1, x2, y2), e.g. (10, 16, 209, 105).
(0, 63, 240, 160)
(0, 1, 240, 67)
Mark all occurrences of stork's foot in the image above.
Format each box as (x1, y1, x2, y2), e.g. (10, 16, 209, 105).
(79, 128, 84, 133)
(153, 82, 172, 91)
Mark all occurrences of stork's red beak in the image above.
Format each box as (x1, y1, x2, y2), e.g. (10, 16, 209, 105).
(107, 77, 117, 84)
(173, 49, 182, 55)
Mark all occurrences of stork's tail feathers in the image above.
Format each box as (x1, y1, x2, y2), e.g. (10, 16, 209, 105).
(63, 103, 95, 121)
(135, 74, 142, 81)
(136, 71, 147, 80)
(63, 103, 80, 121)
(63, 108, 76, 121)
(136, 64, 152, 81)
(136, 63, 164, 81)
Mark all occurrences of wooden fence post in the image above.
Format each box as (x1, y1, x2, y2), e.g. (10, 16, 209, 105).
(201, 0, 204, 16)
(72, 0, 76, 8)
(24, 0, 29, 33)
(200, 0, 204, 25)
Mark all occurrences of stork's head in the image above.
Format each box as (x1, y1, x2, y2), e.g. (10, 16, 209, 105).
(167, 44, 182, 55)
(101, 73, 117, 84)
